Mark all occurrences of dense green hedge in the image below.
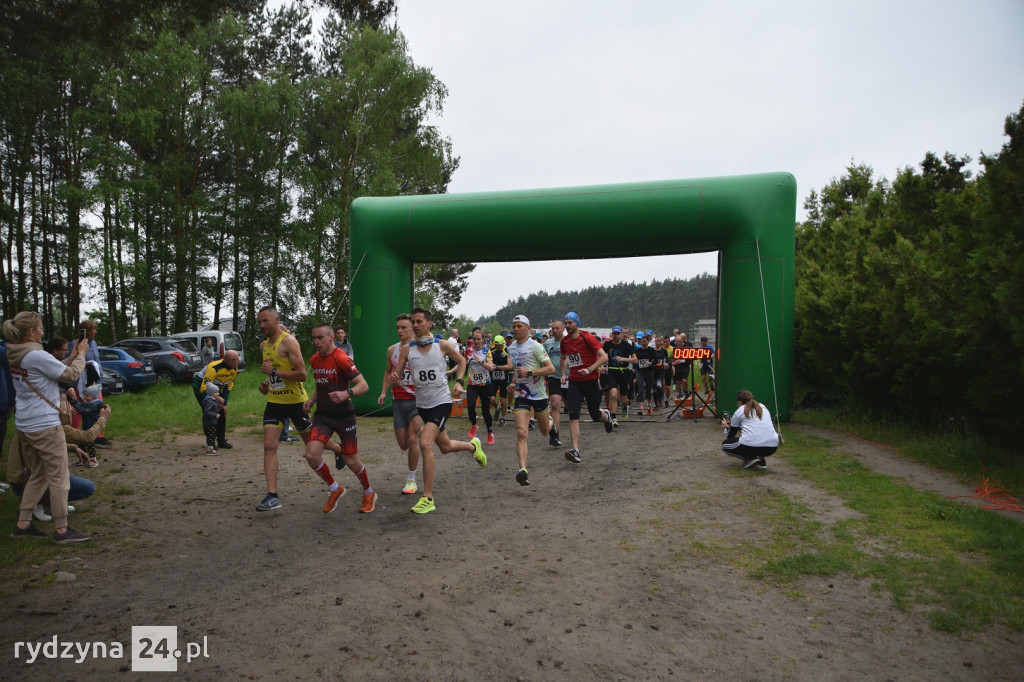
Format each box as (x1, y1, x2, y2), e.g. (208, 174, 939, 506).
(795, 102, 1024, 443)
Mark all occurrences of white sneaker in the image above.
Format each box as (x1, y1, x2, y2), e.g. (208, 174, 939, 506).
(33, 504, 52, 522)
(68, 505, 76, 512)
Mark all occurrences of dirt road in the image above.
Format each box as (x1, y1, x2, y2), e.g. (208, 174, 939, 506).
(3, 413, 1021, 680)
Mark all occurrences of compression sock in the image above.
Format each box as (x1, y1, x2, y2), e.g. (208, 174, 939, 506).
(313, 461, 336, 487)
(355, 465, 371, 492)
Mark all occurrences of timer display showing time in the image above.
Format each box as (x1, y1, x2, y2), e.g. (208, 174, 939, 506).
(672, 346, 713, 361)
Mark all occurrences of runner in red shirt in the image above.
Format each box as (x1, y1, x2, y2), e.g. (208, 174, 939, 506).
(304, 323, 376, 514)
(559, 311, 614, 463)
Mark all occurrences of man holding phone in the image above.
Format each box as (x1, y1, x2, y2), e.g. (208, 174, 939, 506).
(66, 322, 100, 364)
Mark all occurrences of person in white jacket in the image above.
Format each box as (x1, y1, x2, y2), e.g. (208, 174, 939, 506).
(5, 311, 91, 542)
(721, 389, 779, 470)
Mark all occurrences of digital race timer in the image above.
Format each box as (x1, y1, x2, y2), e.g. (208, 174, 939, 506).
(672, 346, 713, 361)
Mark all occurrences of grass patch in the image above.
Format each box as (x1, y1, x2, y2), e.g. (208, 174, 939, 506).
(0, 489, 119, 598)
(652, 426, 1024, 632)
(792, 407, 1024, 497)
(752, 431, 1024, 632)
(104, 369, 274, 439)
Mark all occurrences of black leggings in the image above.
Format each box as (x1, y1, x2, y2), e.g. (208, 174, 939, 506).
(467, 383, 494, 430)
(637, 370, 655, 401)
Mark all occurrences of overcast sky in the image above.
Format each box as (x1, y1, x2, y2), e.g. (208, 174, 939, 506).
(387, 0, 1024, 321)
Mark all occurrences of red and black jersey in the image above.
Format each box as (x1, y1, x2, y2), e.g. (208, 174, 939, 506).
(309, 348, 360, 417)
(560, 331, 603, 382)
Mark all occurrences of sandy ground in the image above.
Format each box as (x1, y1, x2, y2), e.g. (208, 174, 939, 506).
(2, 408, 1023, 681)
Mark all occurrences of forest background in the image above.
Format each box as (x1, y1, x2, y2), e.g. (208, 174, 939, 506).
(1, 0, 1022, 443)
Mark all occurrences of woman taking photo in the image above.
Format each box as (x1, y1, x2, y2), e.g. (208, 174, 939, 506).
(5, 311, 91, 542)
(721, 389, 779, 470)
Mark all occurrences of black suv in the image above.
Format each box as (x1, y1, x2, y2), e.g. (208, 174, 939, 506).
(110, 337, 205, 384)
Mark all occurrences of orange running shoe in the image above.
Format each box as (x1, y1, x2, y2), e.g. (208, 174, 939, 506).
(322, 486, 346, 513)
(359, 491, 378, 513)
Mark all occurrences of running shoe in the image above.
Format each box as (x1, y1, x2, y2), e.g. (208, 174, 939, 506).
(256, 493, 282, 512)
(468, 424, 479, 439)
(322, 486, 346, 513)
(471, 437, 487, 467)
(94, 437, 113, 448)
(621, 405, 628, 419)
(359, 491, 378, 513)
(204, 447, 218, 456)
(10, 523, 48, 539)
(411, 496, 435, 514)
(549, 431, 561, 447)
(402, 479, 418, 494)
(486, 431, 494, 445)
(516, 468, 529, 486)
(612, 418, 619, 429)
(755, 459, 768, 470)
(217, 440, 233, 449)
(53, 528, 91, 543)
(565, 448, 581, 464)
(602, 409, 613, 433)
(498, 416, 506, 427)
(32, 505, 52, 522)
(742, 458, 760, 469)
(335, 451, 345, 470)
(529, 418, 537, 430)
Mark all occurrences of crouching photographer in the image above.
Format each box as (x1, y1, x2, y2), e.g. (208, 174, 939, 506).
(721, 389, 779, 470)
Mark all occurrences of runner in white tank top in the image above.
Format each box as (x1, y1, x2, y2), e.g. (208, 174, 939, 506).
(392, 308, 488, 515)
(407, 342, 451, 409)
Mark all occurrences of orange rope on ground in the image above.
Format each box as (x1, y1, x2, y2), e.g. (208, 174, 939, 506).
(837, 428, 897, 450)
(949, 465, 1024, 514)
(833, 415, 1023, 514)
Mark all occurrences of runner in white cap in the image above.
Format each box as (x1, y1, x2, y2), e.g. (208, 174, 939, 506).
(507, 315, 555, 485)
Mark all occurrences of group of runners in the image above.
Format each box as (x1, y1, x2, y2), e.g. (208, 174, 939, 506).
(245, 306, 725, 516)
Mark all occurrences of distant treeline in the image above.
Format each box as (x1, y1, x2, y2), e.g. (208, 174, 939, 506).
(476, 273, 718, 333)
(794, 102, 1024, 443)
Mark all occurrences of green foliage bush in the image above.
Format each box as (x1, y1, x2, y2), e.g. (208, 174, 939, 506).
(795, 102, 1024, 443)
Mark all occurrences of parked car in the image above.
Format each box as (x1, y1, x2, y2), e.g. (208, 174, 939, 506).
(110, 337, 205, 384)
(97, 347, 158, 392)
(101, 366, 126, 396)
(171, 330, 247, 370)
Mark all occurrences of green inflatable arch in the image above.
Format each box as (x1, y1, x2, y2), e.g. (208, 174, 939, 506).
(349, 172, 796, 421)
